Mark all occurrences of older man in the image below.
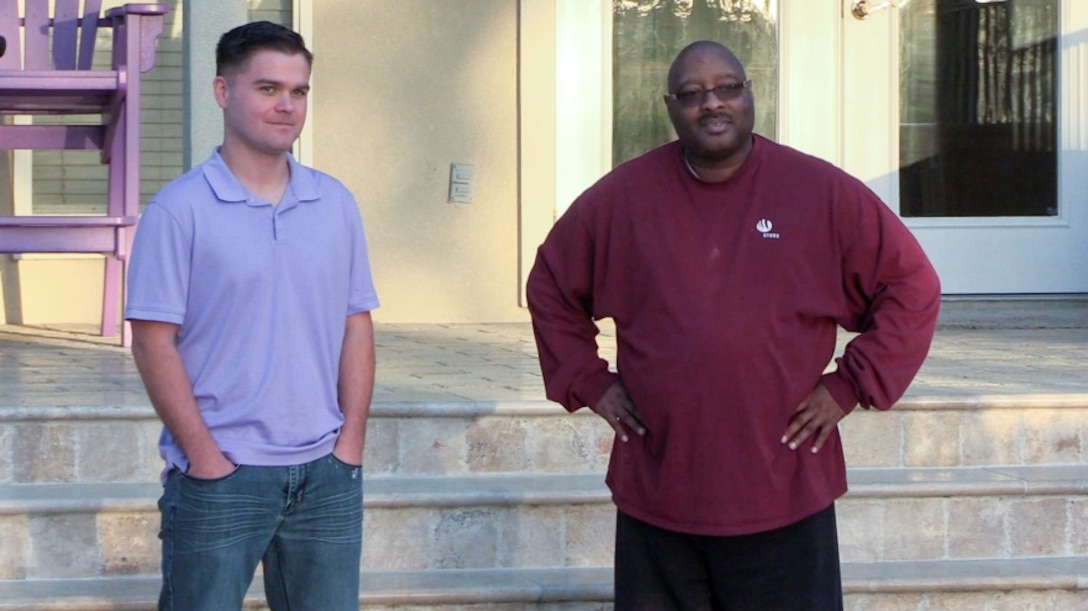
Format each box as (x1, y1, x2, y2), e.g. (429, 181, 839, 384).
(527, 41, 940, 610)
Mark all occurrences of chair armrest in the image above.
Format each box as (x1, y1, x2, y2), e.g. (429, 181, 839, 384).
(105, 4, 170, 18)
(103, 4, 170, 74)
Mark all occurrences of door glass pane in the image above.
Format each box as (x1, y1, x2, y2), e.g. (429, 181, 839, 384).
(900, 0, 1058, 217)
(612, 0, 778, 166)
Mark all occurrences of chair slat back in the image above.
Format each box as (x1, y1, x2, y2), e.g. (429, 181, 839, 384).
(78, 0, 103, 70)
(23, 0, 50, 70)
(0, 0, 21, 69)
(52, 0, 81, 69)
(0, 0, 105, 71)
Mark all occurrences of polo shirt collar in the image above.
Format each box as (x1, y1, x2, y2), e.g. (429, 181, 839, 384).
(202, 147, 320, 206)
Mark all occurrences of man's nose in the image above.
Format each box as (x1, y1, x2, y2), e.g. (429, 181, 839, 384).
(275, 93, 295, 112)
(701, 89, 727, 109)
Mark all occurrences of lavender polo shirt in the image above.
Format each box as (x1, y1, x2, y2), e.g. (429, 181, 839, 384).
(125, 150, 380, 475)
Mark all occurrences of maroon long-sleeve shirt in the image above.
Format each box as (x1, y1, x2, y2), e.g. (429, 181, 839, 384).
(527, 136, 940, 536)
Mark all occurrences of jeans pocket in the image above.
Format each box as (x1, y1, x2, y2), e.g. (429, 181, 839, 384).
(178, 464, 241, 483)
(328, 452, 362, 470)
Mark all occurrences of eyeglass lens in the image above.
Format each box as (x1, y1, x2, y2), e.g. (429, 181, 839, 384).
(675, 82, 747, 107)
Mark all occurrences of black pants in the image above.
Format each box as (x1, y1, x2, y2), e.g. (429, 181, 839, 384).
(614, 504, 843, 611)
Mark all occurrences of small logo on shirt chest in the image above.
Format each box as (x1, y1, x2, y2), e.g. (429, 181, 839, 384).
(755, 218, 780, 239)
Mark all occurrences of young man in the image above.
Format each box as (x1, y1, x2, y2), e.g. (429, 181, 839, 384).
(527, 41, 941, 610)
(126, 22, 379, 610)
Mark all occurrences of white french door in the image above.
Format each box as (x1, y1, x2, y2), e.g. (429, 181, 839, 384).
(841, 0, 1088, 294)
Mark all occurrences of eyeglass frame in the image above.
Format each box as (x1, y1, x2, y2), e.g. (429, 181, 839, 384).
(664, 80, 752, 107)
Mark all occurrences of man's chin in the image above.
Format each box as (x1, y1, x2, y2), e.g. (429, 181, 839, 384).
(688, 144, 737, 163)
(687, 134, 750, 160)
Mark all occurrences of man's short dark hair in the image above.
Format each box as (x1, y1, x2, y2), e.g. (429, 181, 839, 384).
(216, 21, 313, 77)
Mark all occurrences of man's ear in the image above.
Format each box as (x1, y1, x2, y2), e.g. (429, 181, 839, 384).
(213, 75, 230, 109)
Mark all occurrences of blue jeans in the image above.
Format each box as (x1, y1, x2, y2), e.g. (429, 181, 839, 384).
(157, 453, 363, 611)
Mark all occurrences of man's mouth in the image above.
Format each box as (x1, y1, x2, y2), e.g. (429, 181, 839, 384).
(699, 113, 732, 134)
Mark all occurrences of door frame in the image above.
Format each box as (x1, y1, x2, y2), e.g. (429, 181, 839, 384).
(842, 0, 1088, 293)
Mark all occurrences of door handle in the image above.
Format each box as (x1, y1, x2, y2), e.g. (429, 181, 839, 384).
(851, 0, 898, 20)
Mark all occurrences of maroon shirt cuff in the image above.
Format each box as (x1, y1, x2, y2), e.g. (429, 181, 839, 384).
(821, 371, 860, 414)
(574, 370, 620, 412)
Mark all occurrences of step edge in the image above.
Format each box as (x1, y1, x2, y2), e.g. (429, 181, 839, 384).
(4, 393, 1088, 423)
(3, 466, 1086, 513)
(0, 559, 1084, 607)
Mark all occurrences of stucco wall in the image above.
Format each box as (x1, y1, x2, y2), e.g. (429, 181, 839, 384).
(312, 0, 526, 323)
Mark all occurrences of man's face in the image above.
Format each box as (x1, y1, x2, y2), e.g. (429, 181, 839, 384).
(665, 48, 754, 165)
(214, 49, 311, 157)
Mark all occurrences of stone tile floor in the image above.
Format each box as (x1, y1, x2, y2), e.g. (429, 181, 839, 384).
(0, 300, 1085, 411)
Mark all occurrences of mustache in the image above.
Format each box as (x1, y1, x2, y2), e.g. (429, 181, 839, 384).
(698, 111, 734, 125)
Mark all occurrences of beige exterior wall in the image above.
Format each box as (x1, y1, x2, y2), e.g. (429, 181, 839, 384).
(312, 0, 526, 323)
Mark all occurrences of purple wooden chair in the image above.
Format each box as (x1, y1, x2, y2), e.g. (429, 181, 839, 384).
(0, 0, 168, 345)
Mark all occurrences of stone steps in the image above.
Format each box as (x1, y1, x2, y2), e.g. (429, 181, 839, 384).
(3, 397, 1086, 608)
(3, 394, 1087, 485)
(0, 558, 1085, 610)
(1, 466, 1085, 581)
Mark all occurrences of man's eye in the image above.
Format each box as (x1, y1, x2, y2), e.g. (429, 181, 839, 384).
(676, 90, 702, 100)
(716, 82, 748, 96)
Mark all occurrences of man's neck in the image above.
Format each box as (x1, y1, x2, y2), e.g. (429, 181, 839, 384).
(219, 142, 292, 205)
(684, 138, 753, 184)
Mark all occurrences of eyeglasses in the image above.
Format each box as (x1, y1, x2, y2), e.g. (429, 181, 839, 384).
(665, 80, 751, 108)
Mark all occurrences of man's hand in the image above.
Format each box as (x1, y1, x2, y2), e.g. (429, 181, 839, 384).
(332, 434, 364, 467)
(185, 452, 236, 480)
(781, 383, 847, 454)
(592, 381, 647, 443)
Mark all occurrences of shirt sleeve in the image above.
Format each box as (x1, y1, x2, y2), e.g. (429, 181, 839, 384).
(526, 199, 619, 413)
(343, 191, 380, 315)
(124, 203, 191, 325)
(821, 178, 942, 412)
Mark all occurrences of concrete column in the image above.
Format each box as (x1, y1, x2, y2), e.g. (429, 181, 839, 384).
(182, 0, 247, 170)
